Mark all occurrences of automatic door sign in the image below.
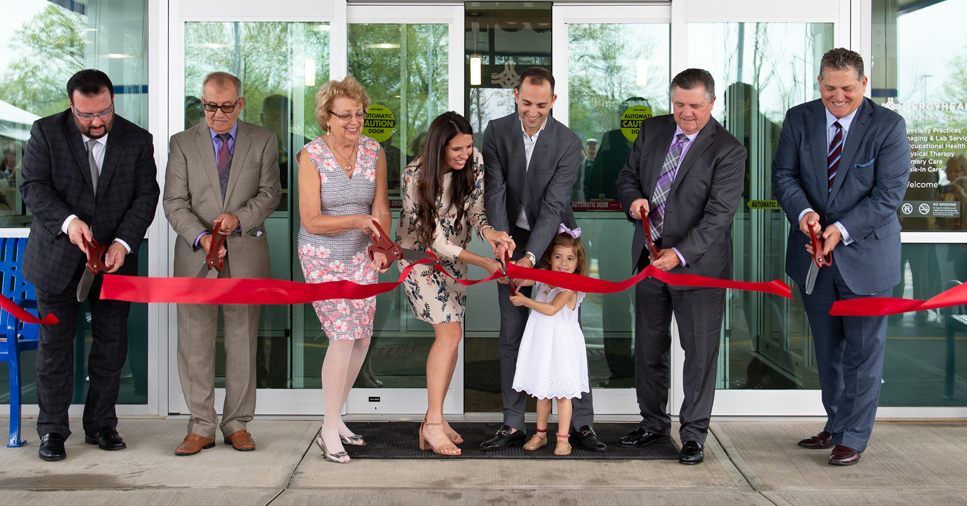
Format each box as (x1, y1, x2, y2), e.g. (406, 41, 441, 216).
(621, 105, 654, 142)
(363, 104, 396, 143)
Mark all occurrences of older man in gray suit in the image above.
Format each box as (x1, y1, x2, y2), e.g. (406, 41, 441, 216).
(616, 68, 746, 465)
(773, 48, 910, 466)
(480, 67, 605, 452)
(163, 72, 281, 456)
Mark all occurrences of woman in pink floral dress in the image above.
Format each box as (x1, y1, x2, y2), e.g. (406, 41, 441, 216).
(297, 76, 391, 464)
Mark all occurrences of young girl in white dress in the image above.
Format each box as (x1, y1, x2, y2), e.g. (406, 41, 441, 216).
(510, 225, 590, 456)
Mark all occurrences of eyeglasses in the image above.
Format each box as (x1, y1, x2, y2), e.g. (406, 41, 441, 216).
(330, 110, 366, 121)
(73, 103, 114, 120)
(202, 98, 241, 113)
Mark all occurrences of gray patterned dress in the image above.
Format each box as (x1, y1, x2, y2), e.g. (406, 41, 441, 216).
(297, 135, 380, 340)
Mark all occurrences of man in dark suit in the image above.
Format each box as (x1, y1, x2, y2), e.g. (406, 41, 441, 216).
(481, 67, 605, 452)
(773, 48, 910, 466)
(164, 72, 280, 456)
(19, 69, 160, 461)
(615, 68, 746, 465)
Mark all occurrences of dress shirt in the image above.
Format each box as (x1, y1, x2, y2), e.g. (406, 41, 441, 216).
(61, 132, 132, 253)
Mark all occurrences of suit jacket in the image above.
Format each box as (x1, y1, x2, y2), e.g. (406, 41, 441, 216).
(163, 121, 281, 279)
(483, 112, 580, 261)
(772, 98, 910, 295)
(20, 110, 160, 294)
(615, 115, 746, 285)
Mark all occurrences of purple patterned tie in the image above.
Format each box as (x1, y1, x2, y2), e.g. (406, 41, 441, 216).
(217, 133, 233, 200)
(827, 121, 843, 192)
(648, 133, 689, 242)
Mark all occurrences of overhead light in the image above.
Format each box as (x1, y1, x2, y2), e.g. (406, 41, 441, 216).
(637, 59, 648, 87)
(199, 43, 230, 49)
(314, 24, 330, 31)
(470, 55, 481, 86)
(86, 28, 97, 32)
(364, 43, 399, 49)
(101, 53, 134, 59)
(306, 59, 316, 87)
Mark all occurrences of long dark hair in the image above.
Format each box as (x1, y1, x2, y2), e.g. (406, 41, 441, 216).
(413, 112, 475, 246)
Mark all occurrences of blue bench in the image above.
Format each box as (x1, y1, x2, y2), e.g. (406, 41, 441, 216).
(0, 237, 40, 447)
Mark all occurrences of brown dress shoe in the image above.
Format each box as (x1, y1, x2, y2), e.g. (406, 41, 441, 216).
(224, 430, 256, 451)
(175, 434, 215, 456)
(798, 431, 834, 449)
(829, 444, 861, 466)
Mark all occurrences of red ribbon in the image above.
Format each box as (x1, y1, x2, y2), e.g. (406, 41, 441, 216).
(0, 297, 59, 325)
(100, 258, 791, 305)
(830, 282, 967, 316)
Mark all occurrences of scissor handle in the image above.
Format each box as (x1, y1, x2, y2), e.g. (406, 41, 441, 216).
(83, 238, 109, 274)
(366, 221, 403, 265)
(205, 222, 227, 272)
(809, 227, 832, 268)
(503, 249, 518, 296)
(641, 215, 660, 262)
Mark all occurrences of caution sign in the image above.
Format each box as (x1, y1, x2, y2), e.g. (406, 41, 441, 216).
(362, 104, 396, 143)
(747, 200, 781, 210)
(620, 105, 653, 142)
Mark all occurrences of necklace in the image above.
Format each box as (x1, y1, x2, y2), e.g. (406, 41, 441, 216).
(326, 135, 358, 175)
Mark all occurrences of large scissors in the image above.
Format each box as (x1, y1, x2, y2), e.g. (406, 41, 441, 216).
(804, 226, 832, 295)
(76, 238, 109, 302)
(641, 215, 660, 263)
(366, 222, 437, 267)
(196, 221, 228, 278)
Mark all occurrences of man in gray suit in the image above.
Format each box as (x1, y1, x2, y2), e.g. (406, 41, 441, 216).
(481, 67, 605, 452)
(163, 72, 281, 456)
(615, 69, 746, 465)
(773, 48, 910, 466)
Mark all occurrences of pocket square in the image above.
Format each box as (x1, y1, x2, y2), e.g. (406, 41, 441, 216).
(855, 158, 875, 168)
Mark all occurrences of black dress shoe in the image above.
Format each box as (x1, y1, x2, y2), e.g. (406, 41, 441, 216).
(679, 441, 704, 465)
(39, 433, 67, 461)
(619, 427, 670, 447)
(84, 427, 127, 451)
(570, 425, 607, 452)
(479, 425, 526, 450)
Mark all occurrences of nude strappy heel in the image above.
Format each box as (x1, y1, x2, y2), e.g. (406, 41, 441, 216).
(524, 428, 548, 451)
(554, 432, 572, 456)
(419, 419, 461, 456)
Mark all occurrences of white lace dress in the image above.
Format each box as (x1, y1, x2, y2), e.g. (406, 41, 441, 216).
(512, 282, 590, 400)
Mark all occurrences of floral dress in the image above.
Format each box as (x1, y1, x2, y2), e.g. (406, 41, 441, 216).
(297, 135, 380, 340)
(397, 149, 489, 324)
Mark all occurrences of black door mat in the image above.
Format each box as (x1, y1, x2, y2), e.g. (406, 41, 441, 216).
(337, 422, 680, 460)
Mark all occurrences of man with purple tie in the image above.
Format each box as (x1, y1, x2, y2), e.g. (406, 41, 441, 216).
(615, 68, 746, 465)
(773, 48, 910, 466)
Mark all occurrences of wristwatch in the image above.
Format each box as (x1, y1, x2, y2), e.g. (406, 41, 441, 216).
(524, 251, 537, 266)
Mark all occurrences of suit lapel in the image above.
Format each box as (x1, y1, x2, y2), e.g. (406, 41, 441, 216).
(96, 120, 125, 199)
(526, 116, 553, 186)
(669, 119, 714, 196)
(807, 101, 830, 200)
(646, 117, 676, 197)
(63, 114, 96, 195)
(828, 99, 871, 205)
(194, 124, 223, 204)
(506, 114, 527, 193)
(224, 121, 252, 206)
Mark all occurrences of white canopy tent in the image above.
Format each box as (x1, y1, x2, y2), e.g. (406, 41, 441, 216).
(0, 99, 39, 142)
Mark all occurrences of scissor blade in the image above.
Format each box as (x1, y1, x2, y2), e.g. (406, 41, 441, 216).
(76, 268, 96, 302)
(197, 262, 210, 278)
(401, 248, 436, 264)
(804, 261, 819, 295)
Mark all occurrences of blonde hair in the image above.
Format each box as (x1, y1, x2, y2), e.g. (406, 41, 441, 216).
(314, 76, 371, 132)
(539, 232, 589, 277)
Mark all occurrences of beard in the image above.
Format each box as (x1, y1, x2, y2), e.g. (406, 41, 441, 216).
(74, 115, 114, 139)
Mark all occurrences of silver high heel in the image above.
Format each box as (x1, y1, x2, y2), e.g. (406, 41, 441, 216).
(316, 433, 350, 464)
(340, 434, 366, 446)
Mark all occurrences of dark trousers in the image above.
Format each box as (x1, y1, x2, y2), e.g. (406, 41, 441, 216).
(497, 227, 595, 431)
(634, 274, 725, 445)
(34, 262, 132, 438)
(800, 262, 890, 453)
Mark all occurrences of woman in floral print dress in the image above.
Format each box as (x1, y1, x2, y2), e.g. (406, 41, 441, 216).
(397, 112, 515, 455)
(297, 76, 391, 464)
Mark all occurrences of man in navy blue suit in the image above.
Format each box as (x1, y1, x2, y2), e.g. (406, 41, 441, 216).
(773, 48, 910, 466)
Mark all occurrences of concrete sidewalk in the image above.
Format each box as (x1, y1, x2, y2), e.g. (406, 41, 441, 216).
(0, 417, 965, 505)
